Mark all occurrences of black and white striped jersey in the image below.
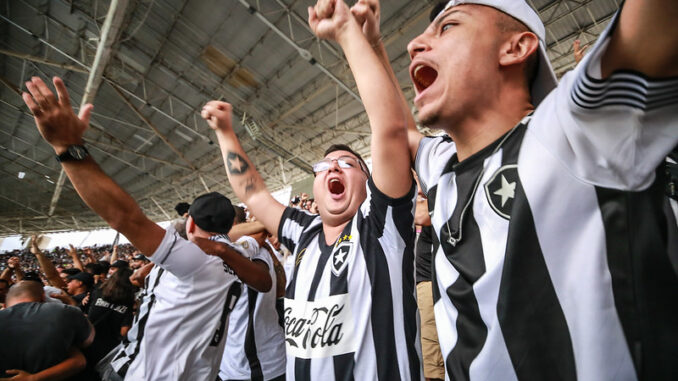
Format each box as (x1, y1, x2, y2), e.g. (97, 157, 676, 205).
(109, 227, 261, 381)
(414, 14, 678, 381)
(278, 178, 422, 381)
(219, 237, 286, 381)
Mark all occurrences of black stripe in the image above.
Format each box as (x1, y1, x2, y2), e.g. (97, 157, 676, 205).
(427, 185, 442, 305)
(285, 223, 321, 298)
(118, 267, 166, 377)
(294, 229, 336, 381)
(596, 165, 678, 379)
(438, 169, 488, 381)
(244, 287, 264, 381)
(330, 219, 355, 381)
(359, 205, 402, 381)
(210, 282, 241, 346)
(497, 181, 576, 380)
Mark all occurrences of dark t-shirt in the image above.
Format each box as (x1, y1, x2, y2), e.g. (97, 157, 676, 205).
(84, 289, 133, 364)
(72, 292, 88, 313)
(415, 225, 437, 284)
(0, 302, 91, 377)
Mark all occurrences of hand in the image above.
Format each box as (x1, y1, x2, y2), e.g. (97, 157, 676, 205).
(573, 39, 588, 64)
(201, 101, 234, 132)
(22, 77, 93, 155)
(315, 0, 334, 19)
(351, 0, 381, 46)
(7, 257, 20, 269)
(308, 0, 354, 41)
(49, 290, 76, 306)
(0, 369, 36, 381)
(29, 235, 40, 254)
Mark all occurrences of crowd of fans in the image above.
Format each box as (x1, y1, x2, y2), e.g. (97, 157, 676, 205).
(2, 0, 677, 380)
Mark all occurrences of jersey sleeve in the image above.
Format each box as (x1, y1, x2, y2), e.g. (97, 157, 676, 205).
(277, 207, 321, 253)
(232, 236, 260, 259)
(414, 136, 457, 194)
(530, 11, 678, 191)
(359, 176, 417, 260)
(149, 227, 209, 279)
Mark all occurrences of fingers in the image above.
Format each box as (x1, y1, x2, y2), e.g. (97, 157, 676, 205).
(308, 6, 319, 30)
(29, 76, 57, 108)
(315, 0, 334, 19)
(22, 92, 41, 117)
(78, 103, 93, 126)
(53, 77, 71, 108)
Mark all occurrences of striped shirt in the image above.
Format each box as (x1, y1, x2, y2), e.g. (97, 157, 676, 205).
(219, 237, 286, 381)
(278, 178, 422, 381)
(110, 228, 260, 381)
(414, 14, 678, 381)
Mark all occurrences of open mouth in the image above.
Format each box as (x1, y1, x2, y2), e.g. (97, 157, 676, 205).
(328, 178, 345, 196)
(412, 64, 438, 93)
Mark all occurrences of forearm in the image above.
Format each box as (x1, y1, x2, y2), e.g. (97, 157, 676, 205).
(0, 268, 11, 283)
(602, 1, 678, 77)
(32, 347, 86, 381)
(192, 237, 272, 292)
(68, 252, 84, 271)
(215, 130, 283, 234)
(110, 246, 118, 263)
(60, 159, 164, 255)
(35, 253, 67, 289)
(13, 267, 24, 282)
(228, 221, 266, 242)
(130, 262, 154, 287)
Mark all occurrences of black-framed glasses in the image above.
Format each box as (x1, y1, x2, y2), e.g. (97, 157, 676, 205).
(312, 156, 368, 176)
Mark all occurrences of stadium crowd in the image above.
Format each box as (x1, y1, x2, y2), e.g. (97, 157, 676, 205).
(1, 0, 677, 380)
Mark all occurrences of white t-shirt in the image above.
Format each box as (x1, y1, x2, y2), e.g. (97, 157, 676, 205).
(219, 237, 286, 381)
(110, 228, 260, 381)
(415, 12, 678, 381)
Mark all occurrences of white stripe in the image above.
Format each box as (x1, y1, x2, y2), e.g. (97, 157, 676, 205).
(520, 130, 636, 381)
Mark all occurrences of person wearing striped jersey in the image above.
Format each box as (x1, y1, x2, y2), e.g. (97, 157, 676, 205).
(20, 78, 273, 380)
(200, 1, 421, 379)
(358, 0, 678, 379)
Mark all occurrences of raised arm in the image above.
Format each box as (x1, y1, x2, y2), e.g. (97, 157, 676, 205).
(228, 221, 266, 242)
(130, 262, 154, 288)
(602, 1, 678, 77)
(67, 245, 84, 272)
(22, 77, 165, 256)
(201, 102, 284, 235)
(190, 237, 272, 293)
(110, 245, 118, 263)
(31, 236, 67, 289)
(350, 0, 423, 162)
(309, 0, 412, 198)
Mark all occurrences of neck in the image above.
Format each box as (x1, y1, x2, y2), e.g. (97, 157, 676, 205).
(322, 220, 350, 245)
(446, 88, 533, 162)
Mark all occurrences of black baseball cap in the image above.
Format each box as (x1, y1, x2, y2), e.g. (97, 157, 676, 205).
(67, 272, 94, 288)
(133, 254, 148, 261)
(188, 192, 235, 234)
(111, 260, 129, 269)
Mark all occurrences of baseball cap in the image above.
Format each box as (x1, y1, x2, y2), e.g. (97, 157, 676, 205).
(111, 260, 129, 269)
(433, 0, 557, 106)
(133, 254, 148, 261)
(67, 272, 94, 288)
(188, 192, 235, 234)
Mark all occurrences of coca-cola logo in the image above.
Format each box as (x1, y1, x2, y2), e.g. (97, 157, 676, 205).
(284, 294, 356, 358)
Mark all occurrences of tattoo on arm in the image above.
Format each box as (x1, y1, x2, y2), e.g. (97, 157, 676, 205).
(244, 176, 257, 195)
(226, 151, 250, 175)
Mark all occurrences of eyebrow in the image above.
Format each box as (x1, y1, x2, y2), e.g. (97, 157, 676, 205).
(433, 8, 469, 29)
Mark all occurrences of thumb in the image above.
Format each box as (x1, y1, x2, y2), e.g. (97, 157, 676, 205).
(78, 103, 93, 126)
(308, 6, 319, 29)
(4, 369, 20, 375)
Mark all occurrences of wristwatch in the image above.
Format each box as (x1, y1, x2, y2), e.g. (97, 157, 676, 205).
(56, 145, 89, 162)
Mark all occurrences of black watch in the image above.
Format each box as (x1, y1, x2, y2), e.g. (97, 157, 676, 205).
(56, 145, 89, 162)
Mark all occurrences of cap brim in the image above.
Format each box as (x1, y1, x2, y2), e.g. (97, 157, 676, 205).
(531, 42, 558, 107)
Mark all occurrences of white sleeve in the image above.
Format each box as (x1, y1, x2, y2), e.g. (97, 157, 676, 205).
(150, 227, 209, 279)
(233, 236, 260, 260)
(529, 12, 678, 191)
(414, 136, 457, 194)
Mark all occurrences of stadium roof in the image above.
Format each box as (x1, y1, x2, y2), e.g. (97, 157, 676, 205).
(0, 0, 619, 236)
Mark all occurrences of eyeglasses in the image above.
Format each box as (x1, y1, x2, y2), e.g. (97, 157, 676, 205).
(312, 156, 368, 176)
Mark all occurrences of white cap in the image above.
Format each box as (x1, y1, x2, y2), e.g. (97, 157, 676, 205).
(435, 0, 557, 106)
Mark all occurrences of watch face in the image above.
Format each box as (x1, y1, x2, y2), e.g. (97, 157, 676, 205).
(69, 145, 87, 160)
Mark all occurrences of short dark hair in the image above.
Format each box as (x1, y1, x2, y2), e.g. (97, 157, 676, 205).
(175, 202, 191, 216)
(323, 144, 369, 175)
(62, 268, 81, 276)
(233, 205, 247, 224)
(85, 263, 104, 275)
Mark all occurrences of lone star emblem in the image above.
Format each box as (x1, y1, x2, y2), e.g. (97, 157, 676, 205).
(484, 164, 519, 220)
(493, 175, 516, 207)
(331, 240, 352, 276)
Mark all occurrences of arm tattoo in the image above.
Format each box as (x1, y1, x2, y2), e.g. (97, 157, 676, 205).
(244, 176, 257, 195)
(226, 151, 250, 175)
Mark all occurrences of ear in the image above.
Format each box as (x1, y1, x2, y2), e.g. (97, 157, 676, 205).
(498, 31, 539, 68)
(186, 216, 196, 234)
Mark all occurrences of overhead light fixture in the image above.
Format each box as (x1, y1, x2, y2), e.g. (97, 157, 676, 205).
(17, 172, 25, 179)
